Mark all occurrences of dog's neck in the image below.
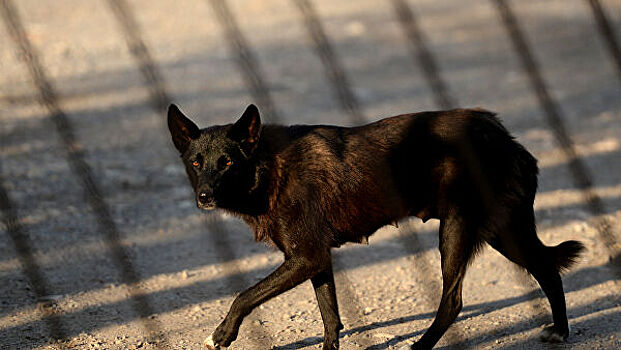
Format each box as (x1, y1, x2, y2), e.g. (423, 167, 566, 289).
(221, 143, 275, 217)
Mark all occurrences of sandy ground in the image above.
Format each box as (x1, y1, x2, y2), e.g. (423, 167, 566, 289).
(1, 0, 620, 349)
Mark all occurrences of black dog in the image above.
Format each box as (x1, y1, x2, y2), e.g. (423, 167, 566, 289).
(167, 104, 584, 349)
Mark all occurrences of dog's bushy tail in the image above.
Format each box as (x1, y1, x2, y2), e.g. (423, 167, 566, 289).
(552, 240, 586, 273)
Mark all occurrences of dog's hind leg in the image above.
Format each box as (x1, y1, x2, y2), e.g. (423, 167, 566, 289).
(486, 207, 584, 343)
(206, 250, 330, 349)
(410, 212, 477, 350)
(311, 259, 343, 350)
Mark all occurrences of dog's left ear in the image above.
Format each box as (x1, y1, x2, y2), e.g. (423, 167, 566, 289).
(229, 104, 261, 156)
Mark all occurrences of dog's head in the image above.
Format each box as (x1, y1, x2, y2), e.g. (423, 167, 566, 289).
(168, 104, 262, 211)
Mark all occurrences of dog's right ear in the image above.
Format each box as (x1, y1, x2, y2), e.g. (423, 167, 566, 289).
(168, 104, 200, 153)
(229, 104, 261, 157)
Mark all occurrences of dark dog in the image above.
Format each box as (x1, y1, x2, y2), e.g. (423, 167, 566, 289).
(167, 104, 584, 349)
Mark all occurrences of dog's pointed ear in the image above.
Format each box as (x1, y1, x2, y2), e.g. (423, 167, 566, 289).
(168, 104, 200, 153)
(229, 104, 261, 156)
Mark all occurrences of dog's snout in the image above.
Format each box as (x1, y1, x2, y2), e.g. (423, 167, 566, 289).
(198, 191, 211, 205)
(197, 189, 216, 209)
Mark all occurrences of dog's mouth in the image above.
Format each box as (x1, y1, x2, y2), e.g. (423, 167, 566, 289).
(197, 201, 217, 210)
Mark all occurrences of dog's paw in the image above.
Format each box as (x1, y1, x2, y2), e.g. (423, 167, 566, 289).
(321, 339, 339, 350)
(539, 325, 569, 343)
(204, 334, 227, 349)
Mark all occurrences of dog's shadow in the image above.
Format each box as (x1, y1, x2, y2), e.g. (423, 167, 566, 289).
(271, 259, 619, 350)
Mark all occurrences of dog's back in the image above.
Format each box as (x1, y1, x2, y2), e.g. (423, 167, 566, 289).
(258, 109, 538, 247)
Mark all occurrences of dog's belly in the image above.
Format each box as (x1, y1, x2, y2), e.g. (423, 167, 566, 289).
(330, 198, 435, 246)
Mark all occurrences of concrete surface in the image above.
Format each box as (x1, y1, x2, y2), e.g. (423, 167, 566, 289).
(1, 0, 620, 349)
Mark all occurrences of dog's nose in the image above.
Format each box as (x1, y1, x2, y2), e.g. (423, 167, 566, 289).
(198, 191, 212, 205)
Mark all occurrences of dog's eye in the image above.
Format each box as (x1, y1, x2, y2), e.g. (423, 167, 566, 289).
(218, 156, 232, 170)
(192, 154, 203, 168)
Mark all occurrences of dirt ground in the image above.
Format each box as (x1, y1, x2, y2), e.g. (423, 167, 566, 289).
(1, 0, 620, 349)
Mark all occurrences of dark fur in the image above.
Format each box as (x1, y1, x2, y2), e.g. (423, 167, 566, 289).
(168, 104, 584, 349)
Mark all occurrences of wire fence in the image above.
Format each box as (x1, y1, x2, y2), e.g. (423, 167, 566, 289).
(0, 0, 619, 349)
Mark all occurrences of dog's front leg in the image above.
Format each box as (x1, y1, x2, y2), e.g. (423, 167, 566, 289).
(311, 261, 343, 349)
(206, 255, 324, 349)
